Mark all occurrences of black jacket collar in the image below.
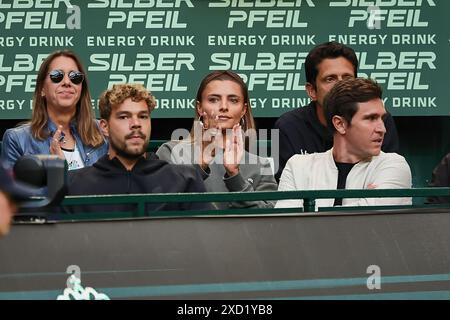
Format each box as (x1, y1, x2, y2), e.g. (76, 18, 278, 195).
(306, 101, 333, 148)
(93, 152, 165, 173)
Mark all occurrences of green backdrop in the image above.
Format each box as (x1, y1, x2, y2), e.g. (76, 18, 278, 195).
(0, 0, 449, 119)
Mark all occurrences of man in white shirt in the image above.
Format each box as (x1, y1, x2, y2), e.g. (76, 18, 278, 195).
(276, 78, 412, 209)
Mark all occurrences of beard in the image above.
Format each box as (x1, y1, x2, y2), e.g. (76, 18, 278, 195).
(109, 132, 149, 160)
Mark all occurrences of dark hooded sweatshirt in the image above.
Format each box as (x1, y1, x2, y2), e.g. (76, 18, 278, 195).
(66, 153, 212, 213)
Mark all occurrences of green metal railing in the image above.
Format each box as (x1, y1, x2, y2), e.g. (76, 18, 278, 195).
(57, 188, 450, 220)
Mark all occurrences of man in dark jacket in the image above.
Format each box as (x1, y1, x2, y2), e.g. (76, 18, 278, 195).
(274, 42, 399, 181)
(67, 83, 211, 213)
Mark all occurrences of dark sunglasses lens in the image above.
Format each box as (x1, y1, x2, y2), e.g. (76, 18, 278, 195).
(69, 71, 84, 85)
(49, 70, 64, 83)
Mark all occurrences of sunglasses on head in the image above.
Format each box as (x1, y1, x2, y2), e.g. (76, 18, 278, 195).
(48, 69, 84, 85)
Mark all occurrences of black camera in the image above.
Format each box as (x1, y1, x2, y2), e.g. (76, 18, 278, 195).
(13, 155, 67, 209)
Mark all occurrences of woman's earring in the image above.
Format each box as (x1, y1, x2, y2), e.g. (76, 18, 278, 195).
(240, 117, 246, 129)
(199, 115, 207, 130)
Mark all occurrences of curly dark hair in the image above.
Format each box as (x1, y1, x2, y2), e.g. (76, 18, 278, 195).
(99, 83, 156, 120)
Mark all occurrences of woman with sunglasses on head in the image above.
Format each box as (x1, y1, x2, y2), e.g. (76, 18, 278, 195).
(1, 50, 107, 170)
(156, 70, 278, 209)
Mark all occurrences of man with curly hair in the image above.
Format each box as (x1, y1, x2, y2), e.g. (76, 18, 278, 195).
(66, 83, 211, 213)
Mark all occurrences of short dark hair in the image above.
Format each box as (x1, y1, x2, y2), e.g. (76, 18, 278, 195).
(305, 41, 358, 88)
(323, 78, 383, 133)
(99, 83, 156, 120)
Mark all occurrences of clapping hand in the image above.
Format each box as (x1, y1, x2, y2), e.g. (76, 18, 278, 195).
(223, 123, 244, 177)
(194, 111, 219, 170)
(50, 125, 65, 159)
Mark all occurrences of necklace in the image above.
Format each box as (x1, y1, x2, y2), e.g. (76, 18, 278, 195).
(61, 145, 77, 169)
